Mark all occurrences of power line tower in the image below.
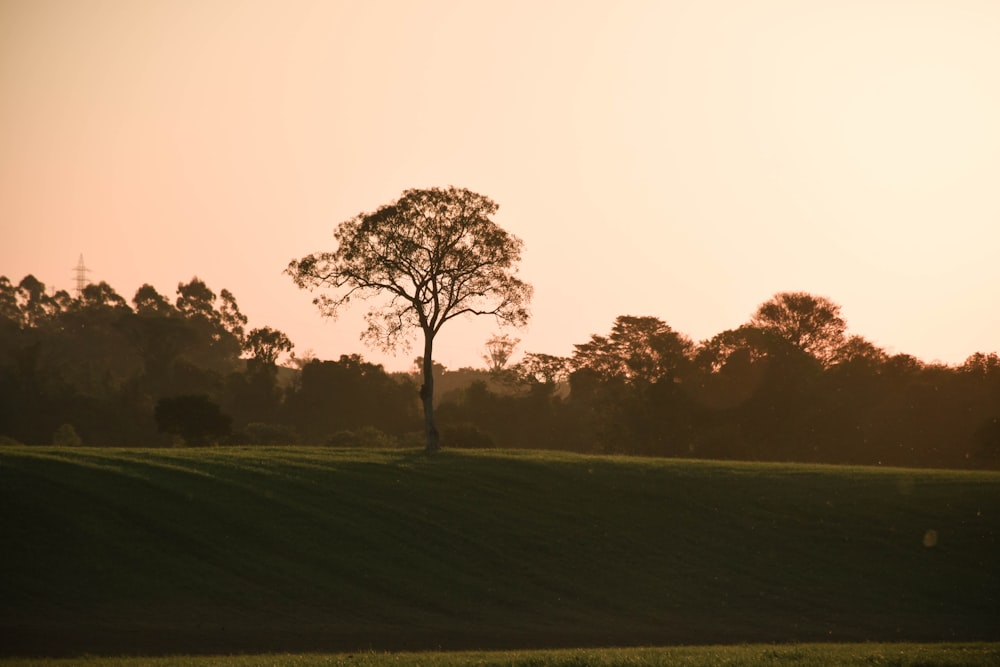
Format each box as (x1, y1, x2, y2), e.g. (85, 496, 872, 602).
(72, 254, 92, 297)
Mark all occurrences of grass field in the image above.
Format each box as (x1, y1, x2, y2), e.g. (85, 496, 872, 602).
(1, 446, 998, 659)
(3, 643, 1000, 666)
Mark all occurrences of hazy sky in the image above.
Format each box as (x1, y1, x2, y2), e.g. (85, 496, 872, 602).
(2, 0, 998, 371)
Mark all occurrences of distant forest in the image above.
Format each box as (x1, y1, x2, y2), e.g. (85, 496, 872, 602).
(1, 274, 997, 469)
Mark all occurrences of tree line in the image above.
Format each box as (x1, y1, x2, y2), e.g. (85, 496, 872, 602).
(1, 273, 997, 468)
(0, 274, 416, 447)
(440, 296, 1000, 470)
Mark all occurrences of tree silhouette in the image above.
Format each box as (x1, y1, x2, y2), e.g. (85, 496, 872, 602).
(284, 355, 417, 443)
(483, 334, 519, 372)
(287, 187, 531, 452)
(50, 281, 140, 399)
(750, 292, 847, 365)
(154, 394, 232, 446)
(567, 316, 695, 455)
(227, 327, 295, 428)
(572, 315, 693, 384)
(244, 326, 294, 370)
(133, 284, 175, 316)
(16, 275, 58, 327)
(0, 276, 19, 323)
(515, 352, 570, 388)
(173, 278, 244, 378)
(694, 325, 781, 374)
(831, 335, 888, 370)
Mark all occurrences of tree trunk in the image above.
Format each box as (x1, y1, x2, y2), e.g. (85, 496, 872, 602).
(420, 332, 440, 453)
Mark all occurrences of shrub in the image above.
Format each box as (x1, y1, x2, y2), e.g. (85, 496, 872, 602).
(154, 395, 232, 446)
(52, 423, 83, 447)
(240, 422, 299, 446)
(326, 426, 399, 448)
(441, 422, 496, 449)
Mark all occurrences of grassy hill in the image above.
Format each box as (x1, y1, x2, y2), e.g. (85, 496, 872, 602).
(1, 446, 998, 657)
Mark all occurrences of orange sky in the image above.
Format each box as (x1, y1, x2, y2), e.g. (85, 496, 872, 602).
(2, 0, 998, 371)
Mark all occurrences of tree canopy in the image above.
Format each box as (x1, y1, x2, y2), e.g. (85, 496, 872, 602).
(750, 291, 846, 365)
(571, 315, 693, 384)
(483, 334, 519, 372)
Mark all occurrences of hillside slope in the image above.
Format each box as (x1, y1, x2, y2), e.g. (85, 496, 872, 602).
(1, 446, 998, 656)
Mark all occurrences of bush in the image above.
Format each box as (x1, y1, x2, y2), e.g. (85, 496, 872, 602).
(238, 422, 299, 446)
(398, 431, 427, 448)
(441, 422, 496, 449)
(52, 423, 82, 447)
(326, 426, 399, 448)
(154, 395, 232, 446)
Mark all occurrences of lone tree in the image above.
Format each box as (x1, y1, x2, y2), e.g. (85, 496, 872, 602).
(286, 186, 531, 453)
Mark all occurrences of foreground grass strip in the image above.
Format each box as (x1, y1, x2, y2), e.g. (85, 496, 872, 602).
(4, 643, 1000, 667)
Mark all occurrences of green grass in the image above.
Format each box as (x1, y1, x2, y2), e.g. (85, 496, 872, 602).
(3, 643, 1000, 666)
(1, 447, 998, 658)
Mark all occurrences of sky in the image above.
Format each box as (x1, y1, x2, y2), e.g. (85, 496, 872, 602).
(2, 0, 998, 372)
